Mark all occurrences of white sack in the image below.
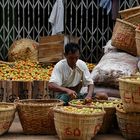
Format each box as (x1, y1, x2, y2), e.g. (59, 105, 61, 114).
(91, 51, 138, 88)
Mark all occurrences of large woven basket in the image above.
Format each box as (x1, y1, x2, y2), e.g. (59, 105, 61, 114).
(16, 99, 63, 134)
(111, 18, 137, 56)
(116, 102, 140, 140)
(119, 6, 140, 19)
(53, 106, 105, 140)
(135, 29, 140, 56)
(0, 102, 16, 135)
(8, 38, 39, 62)
(119, 76, 140, 112)
(69, 99, 120, 133)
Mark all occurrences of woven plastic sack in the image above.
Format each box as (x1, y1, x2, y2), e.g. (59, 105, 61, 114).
(91, 51, 138, 88)
(103, 39, 118, 54)
(8, 38, 39, 62)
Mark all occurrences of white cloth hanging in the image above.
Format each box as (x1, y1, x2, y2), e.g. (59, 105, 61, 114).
(49, 0, 64, 35)
(100, 0, 112, 15)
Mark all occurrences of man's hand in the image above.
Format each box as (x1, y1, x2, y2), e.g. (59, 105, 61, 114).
(85, 94, 92, 99)
(66, 89, 77, 99)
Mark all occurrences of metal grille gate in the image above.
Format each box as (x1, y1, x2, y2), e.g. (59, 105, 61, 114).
(0, 0, 140, 63)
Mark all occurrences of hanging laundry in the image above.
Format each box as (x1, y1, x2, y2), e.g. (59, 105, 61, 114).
(100, 0, 119, 20)
(100, 0, 112, 15)
(49, 0, 64, 35)
(112, 0, 119, 20)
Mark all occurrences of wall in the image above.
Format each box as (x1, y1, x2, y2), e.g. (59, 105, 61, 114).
(0, 0, 139, 63)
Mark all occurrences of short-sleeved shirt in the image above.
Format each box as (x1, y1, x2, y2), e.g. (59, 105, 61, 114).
(49, 59, 93, 87)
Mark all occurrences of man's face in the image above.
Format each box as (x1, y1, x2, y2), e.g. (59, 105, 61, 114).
(65, 50, 80, 69)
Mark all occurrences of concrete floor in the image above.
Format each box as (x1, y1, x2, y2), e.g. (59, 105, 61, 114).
(0, 113, 125, 140)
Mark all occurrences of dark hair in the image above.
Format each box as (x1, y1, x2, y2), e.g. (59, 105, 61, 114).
(64, 43, 80, 55)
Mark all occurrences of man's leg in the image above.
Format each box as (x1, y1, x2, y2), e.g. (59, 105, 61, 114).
(56, 94, 70, 106)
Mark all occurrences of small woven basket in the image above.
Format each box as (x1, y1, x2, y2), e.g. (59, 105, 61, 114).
(111, 18, 137, 56)
(135, 29, 140, 56)
(116, 102, 140, 140)
(119, 6, 140, 19)
(16, 99, 63, 134)
(53, 106, 105, 140)
(124, 12, 140, 26)
(0, 102, 16, 135)
(69, 99, 119, 133)
(119, 76, 140, 112)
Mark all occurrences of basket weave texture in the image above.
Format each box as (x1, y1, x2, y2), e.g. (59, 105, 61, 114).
(111, 18, 137, 56)
(0, 102, 16, 135)
(8, 38, 39, 62)
(135, 29, 140, 56)
(119, 6, 140, 19)
(69, 99, 117, 133)
(119, 76, 140, 112)
(124, 12, 140, 26)
(116, 103, 140, 140)
(53, 106, 105, 140)
(16, 99, 63, 134)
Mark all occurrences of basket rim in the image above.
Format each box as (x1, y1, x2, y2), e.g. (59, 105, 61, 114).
(69, 99, 119, 109)
(0, 102, 16, 112)
(124, 12, 140, 20)
(116, 18, 136, 28)
(115, 103, 126, 114)
(118, 76, 140, 84)
(119, 6, 140, 14)
(53, 106, 106, 116)
(135, 28, 140, 32)
(16, 99, 64, 107)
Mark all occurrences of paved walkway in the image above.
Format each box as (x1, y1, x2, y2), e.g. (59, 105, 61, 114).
(0, 113, 125, 140)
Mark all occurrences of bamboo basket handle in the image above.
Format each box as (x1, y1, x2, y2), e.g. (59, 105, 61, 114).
(14, 97, 20, 105)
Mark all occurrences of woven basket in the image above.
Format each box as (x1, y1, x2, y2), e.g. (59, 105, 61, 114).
(135, 29, 140, 56)
(116, 102, 140, 140)
(119, 76, 140, 112)
(8, 38, 39, 62)
(16, 99, 63, 134)
(111, 18, 137, 56)
(124, 12, 140, 26)
(53, 106, 105, 140)
(119, 6, 140, 19)
(69, 99, 119, 133)
(0, 102, 16, 135)
(111, 19, 137, 55)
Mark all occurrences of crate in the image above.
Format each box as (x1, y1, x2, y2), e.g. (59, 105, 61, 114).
(38, 34, 64, 64)
(0, 80, 49, 102)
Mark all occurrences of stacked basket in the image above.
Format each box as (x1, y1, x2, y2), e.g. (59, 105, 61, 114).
(117, 76, 140, 140)
(112, 6, 140, 56)
(68, 99, 121, 134)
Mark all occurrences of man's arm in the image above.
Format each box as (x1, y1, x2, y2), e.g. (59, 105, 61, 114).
(48, 82, 77, 99)
(85, 84, 94, 99)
